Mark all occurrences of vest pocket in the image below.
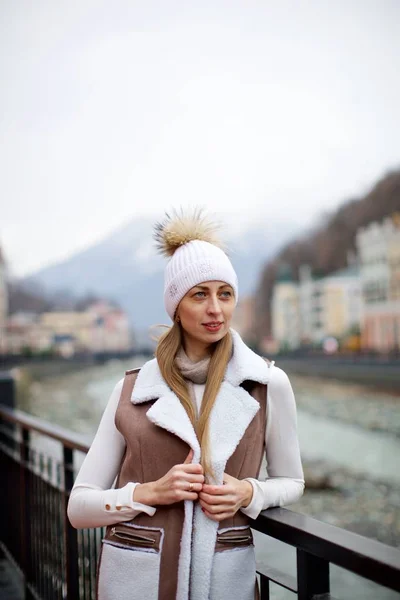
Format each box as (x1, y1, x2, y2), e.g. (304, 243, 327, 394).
(211, 526, 256, 600)
(96, 523, 163, 600)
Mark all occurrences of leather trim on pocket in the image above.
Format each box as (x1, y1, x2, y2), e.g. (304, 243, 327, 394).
(103, 523, 163, 552)
(215, 526, 254, 553)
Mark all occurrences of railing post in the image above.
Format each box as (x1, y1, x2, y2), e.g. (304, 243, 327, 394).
(63, 446, 80, 600)
(0, 371, 15, 409)
(297, 549, 330, 600)
(0, 371, 16, 449)
(0, 372, 16, 550)
(20, 426, 33, 599)
(259, 574, 270, 599)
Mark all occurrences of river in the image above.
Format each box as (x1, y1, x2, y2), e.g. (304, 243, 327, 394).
(14, 358, 400, 599)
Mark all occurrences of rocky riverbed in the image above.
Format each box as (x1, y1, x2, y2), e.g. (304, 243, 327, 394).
(291, 373, 400, 437)
(296, 460, 400, 548)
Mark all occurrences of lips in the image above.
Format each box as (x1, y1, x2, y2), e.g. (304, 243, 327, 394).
(203, 322, 223, 332)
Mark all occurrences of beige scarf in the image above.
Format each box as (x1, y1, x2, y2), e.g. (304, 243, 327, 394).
(175, 347, 211, 384)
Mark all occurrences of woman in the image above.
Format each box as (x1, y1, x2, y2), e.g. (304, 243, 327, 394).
(67, 210, 305, 600)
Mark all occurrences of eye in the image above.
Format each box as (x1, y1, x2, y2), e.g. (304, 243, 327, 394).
(220, 290, 232, 298)
(193, 291, 206, 298)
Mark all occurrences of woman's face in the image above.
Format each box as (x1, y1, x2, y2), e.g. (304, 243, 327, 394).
(176, 280, 235, 353)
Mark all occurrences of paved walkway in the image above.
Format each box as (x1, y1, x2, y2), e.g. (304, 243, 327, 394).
(0, 550, 23, 600)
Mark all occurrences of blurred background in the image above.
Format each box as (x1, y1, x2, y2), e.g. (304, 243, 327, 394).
(1, 1, 400, 597)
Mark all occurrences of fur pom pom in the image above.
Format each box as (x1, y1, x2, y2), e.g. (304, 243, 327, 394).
(153, 208, 224, 257)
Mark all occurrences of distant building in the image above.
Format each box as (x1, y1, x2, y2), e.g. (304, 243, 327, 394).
(271, 261, 362, 351)
(0, 247, 8, 354)
(298, 265, 315, 345)
(356, 213, 400, 352)
(40, 301, 132, 355)
(5, 312, 52, 355)
(320, 267, 362, 339)
(389, 213, 400, 305)
(231, 296, 255, 344)
(4, 299, 132, 357)
(40, 311, 94, 354)
(271, 265, 301, 350)
(298, 263, 362, 346)
(85, 300, 131, 353)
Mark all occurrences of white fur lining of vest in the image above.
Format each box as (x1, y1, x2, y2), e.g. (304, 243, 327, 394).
(210, 544, 256, 600)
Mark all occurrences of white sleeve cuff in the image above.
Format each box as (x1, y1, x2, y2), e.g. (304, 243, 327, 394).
(240, 477, 305, 520)
(240, 478, 265, 519)
(103, 482, 157, 517)
(68, 482, 156, 529)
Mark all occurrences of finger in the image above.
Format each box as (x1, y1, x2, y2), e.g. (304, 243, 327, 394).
(175, 478, 203, 493)
(201, 507, 233, 522)
(199, 491, 227, 505)
(200, 500, 232, 514)
(201, 484, 228, 495)
(184, 449, 194, 464)
(180, 479, 203, 493)
(186, 473, 205, 484)
(188, 482, 203, 492)
(180, 463, 204, 475)
(180, 492, 199, 502)
(182, 480, 204, 493)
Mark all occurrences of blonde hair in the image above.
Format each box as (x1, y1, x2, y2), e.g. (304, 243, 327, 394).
(155, 322, 232, 481)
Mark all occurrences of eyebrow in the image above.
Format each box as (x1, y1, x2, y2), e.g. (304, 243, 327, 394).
(192, 284, 232, 291)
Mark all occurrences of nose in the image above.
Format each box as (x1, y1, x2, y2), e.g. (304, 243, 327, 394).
(206, 293, 222, 315)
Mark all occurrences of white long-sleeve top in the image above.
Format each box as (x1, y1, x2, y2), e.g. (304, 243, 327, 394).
(67, 366, 305, 529)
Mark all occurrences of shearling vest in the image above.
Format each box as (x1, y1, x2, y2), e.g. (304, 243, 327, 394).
(97, 368, 268, 600)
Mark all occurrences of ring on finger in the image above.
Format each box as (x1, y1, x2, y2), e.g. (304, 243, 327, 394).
(188, 482, 194, 492)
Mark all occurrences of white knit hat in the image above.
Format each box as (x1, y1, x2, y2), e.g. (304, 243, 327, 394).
(154, 210, 238, 320)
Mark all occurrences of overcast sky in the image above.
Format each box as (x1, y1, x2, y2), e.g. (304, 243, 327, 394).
(1, 0, 399, 277)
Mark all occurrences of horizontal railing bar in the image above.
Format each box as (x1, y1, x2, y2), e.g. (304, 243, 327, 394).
(0, 404, 91, 452)
(0, 541, 24, 579)
(251, 508, 400, 593)
(306, 592, 343, 600)
(256, 567, 338, 599)
(26, 581, 45, 600)
(256, 565, 297, 592)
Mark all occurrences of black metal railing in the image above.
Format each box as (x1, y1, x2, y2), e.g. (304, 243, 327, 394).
(1, 397, 400, 599)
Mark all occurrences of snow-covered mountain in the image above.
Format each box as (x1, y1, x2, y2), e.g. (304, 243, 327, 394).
(23, 214, 299, 338)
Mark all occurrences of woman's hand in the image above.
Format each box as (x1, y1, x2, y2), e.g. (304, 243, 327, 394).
(198, 473, 253, 522)
(133, 450, 204, 506)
